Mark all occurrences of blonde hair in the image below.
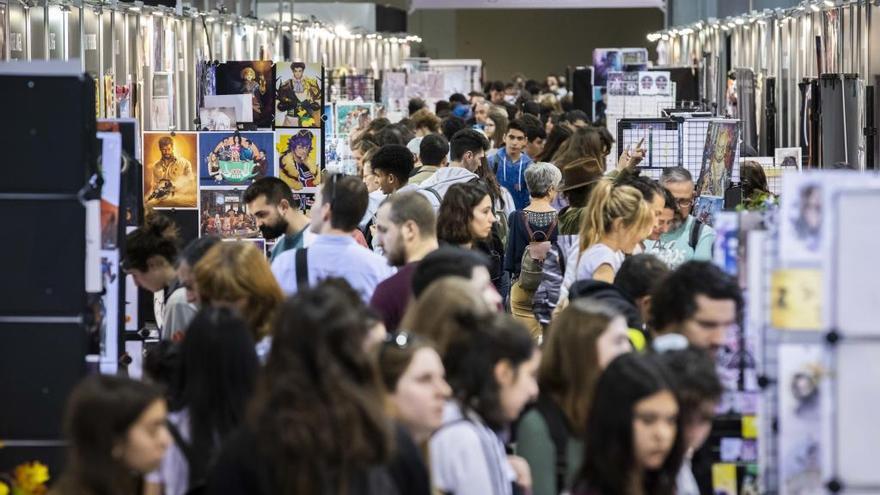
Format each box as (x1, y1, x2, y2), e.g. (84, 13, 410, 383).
(579, 178, 654, 252)
(194, 241, 283, 339)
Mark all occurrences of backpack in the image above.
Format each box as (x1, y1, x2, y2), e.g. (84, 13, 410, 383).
(518, 212, 557, 291)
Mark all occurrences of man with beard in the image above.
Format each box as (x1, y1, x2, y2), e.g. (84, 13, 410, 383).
(244, 177, 312, 262)
(369, 192, 439, 331)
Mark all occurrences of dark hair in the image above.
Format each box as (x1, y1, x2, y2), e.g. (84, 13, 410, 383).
(507, 119, 527, 136)
(378, 334, 435, 393)
(441, 116, 467, 141)
(408, 98, 427, 115)
(411, 108, 441, 134)
(437, 182, 492, 245)
(382, 191, 437, 239)
(598, 127, 615, 154)
(741, 160, 772, 199)
(174, 307, 258, 481)
(321, 174, 369, 231)
(57, 375, 165, 495)
(615, 254, 670, 301)
(661, 186, 677, 210)
(655, 347, 723, 421)
(435, 100, 452, 117)
(650, 261, 743, 333)
(158, 136, 174, 148)
(519, 114, 547, 142)
(521, 101, 542, 118)
(449, 128, 490, 162)
(444, 312, 535, 430)
(449, 93, 468, 106)
(615, 167, 665, 203)
(577, 353, 685, 495)
(536, 124, 571, 162)
(251, 280, 393, 493)
(411, 246, 491, 297)
(376, 126, 406, 146)
(487, 81, 504, 93)
(371, 144, 415, 185)
(179, 235, 221, 268)
(124, 212, 180, 271)
(243, 176, 298, 209)
(565, 109, 589, 124)
(419, 133, 449, 166)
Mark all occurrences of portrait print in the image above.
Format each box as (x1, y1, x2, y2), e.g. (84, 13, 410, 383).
(142, 132, 198, 208)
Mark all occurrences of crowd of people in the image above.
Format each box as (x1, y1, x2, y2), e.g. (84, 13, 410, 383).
(55, 74, 773, 495)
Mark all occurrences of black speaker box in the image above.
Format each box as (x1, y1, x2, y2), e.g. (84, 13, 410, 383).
(571, 68, 594, 121)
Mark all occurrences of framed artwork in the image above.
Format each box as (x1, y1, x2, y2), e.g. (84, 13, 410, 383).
(216, 61, 275, 128)
(142, 131, 198, 208)
(198, 131, 274, 186)
(275, 62, 323, 128)
(275, 128, 322, 192)
(335, 102, 374, 137)
(696, 121, 740, 197)
(199, 187, 258, 238)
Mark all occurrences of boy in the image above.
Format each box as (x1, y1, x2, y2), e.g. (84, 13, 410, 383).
(490, 119, 532, 210)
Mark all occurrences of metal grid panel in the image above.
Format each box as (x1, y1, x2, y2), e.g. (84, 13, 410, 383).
(616, 119, 680, 180)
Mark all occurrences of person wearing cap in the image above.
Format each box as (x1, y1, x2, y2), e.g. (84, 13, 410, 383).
(532, 160, 604, 327)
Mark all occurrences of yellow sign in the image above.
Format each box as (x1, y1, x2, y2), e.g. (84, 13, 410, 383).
(770, 269, 822, 330)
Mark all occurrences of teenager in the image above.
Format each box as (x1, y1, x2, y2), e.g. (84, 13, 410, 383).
(371, 144, 418, 195)
(490, 119, 533, 211)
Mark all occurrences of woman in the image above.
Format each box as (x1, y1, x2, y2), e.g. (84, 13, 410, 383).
(378, 334, 452, 495)
(551, 127, 606, 170)
(430, 313, 540, 495)
(515, 300, 632, 495)
(193, 241, 283, 346)
(123, 212, 184, 337)
(505, 162, 562, 337)
(352, 138, 378, 179)
(164, 236, 221, 341)
(485, 110, 509, 152)
(575, 179, 654, 284)
(571, 353, 685, 495)
(741, 160, 775, 203)
(145, 307, 259, 495)
(53, 375, 170, 495)
(535, 124, 572, 164)
(207, 281, 396, 494)
(643, 188, 679, 266)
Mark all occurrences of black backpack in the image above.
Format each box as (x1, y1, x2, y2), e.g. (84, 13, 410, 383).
(689, 218, 704, 250)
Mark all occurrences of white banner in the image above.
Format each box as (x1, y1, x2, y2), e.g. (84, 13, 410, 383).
(411, 0, 664, 10)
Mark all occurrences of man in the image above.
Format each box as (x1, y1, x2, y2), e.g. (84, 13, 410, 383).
(410, 133, 448, 186)
(369, 192, 439, 331)
(520, 114, 547, 160)
(418, 128, 489, 210)
(244, 177, 312, 262)
(657, 167, 717, 268)
(411, 246, 503, 311)
(152, 136, 193, 188)
(487, 81, 505, 105)
(614, 253, 670, 332)
(272, 174, 395, 302)
(276, 62, 321, 126)
(371, 144, 417, 195)
(650, 261, 742, 355)
(490, 119, 533, 211)
(472, 100, 491, 126)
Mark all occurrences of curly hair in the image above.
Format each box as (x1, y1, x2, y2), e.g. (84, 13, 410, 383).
(287, 129, 314, 154)
(650, 261, 743, 333)
(437, 182, 492, 245)
(250, 280, 393, 493)
(123, 211, 180, 271)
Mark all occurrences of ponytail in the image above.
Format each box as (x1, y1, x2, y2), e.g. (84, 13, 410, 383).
(578, 179, 654, 253)
(580, 179, 615, 251)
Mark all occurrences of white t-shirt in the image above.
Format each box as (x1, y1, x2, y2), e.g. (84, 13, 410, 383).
(146, 409, 190, 495)
(574, 243, 625, 282)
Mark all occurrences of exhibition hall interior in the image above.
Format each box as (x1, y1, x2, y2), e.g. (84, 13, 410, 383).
(2, 0, 878, 494)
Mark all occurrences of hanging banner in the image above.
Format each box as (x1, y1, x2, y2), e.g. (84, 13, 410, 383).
(411, 0, 663, 8)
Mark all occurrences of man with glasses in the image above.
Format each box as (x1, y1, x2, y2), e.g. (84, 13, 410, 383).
(649, 261, 742, 356)
(656, 167, 717, 268)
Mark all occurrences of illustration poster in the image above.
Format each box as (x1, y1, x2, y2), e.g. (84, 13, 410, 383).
(770, 269, 822, 331)
(696, 121, 740, 196)
(199, 131, 274, 186)
(142, 132, 198, 208)
(275, 62, 323, 128)
(335, 102, 374, 137)
(276, 128, 322, 192)
(592, 48, 622, 87)
(775, 147, 802, 171)
(779, 175, 823, 263)
(199, 187, 258, 238)
(778, 343, 824, 495)
(693, 195, 724, 227)
(712, 463, 738, 495)
(713, 211, 738, 276)
(98, 132, 122, 249)
(216, 61, 275, 128)
(199, 107, 237, 131)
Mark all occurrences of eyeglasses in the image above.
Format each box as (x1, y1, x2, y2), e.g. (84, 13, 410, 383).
(675, 197, 695, 207)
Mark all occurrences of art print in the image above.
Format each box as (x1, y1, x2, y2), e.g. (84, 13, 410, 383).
(142, 132, 198, 208)
(382, 71, 407, 113)
(275, 62, 323, 128)
(592, 48, 622, 87)
(606, 71, 625, 96)
(276, 128, 322, 192)
(775, 147, 802, 171)
(335, 102, 374, 137)
(779, 175, 823, 263)
(199, 131, 274, 186)
(696, 121, 739, 196)
(98, 132, 122, 249)
(712, 211, 738, 276)
(199, 187, 258, 239)
(216, 61, 275, 128)
(693, 195, 724, 227)
(199, 107, 237, 131)
(770, 269, 822, 331)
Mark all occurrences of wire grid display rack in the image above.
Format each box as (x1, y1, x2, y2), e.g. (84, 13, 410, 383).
(328, 73, 377, 103)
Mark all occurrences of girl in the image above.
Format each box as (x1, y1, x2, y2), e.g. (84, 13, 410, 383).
(53, 375, 170, 495)
(575, 179, 654, 284)
(437, 182, 497, 250)
(571, 353, 685, 495)
(515, 300, 632, 495)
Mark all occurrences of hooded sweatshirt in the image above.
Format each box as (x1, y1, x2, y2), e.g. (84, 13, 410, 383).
(418, 167, 480, 210)
(490, 146, 533, 211)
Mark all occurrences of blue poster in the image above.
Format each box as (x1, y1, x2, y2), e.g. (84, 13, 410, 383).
(198, 131, 275, 186)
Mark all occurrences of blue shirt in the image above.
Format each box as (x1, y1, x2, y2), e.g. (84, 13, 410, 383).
(491, 147, 532, 211)
(271, 234, 396, 303)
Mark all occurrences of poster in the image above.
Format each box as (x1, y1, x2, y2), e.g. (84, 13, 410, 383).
(98, 132, 122, 249)
(275, 62, 323, 128)
(216, 61, 275, 128)
(199, 131, 274, 186)
(713, 211, 738, 276)
(638, 71, 671, 97)
(770, 269, 822, 331)
(712, 463, 738, 495)
(142, 132, 198, 208)
(693, 195, 724, 227)
(592, 48, 622, 87)
(779, 174, 823, 263)
(696, 121, 740, 196)
(199, 187, 258, 238)
(199, 107, 237, 131)
(778, 343, 825, 495)
(335, 102, 374, 137)
(775, 147, 802, 170)
(607, 71, 625, 96)
(276, 128, 322, 192)
(382, 71, 407, 113)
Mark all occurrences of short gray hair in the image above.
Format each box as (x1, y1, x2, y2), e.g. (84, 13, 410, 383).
(525, 162, 562, 198)
(660, 166, 693, 186)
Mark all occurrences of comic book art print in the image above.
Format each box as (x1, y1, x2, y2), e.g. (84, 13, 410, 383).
(696, 121, 740, 197)
(199, 131, 274, 186)
(216, 61, 275, 128)
(335, 102, 374, 137)
(592, 48, 622, 87)
(199, 187, 259, 239)
(275, 62, 323, 128)
(276, 129, 322, 192)
(142, 132, 198, 208)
